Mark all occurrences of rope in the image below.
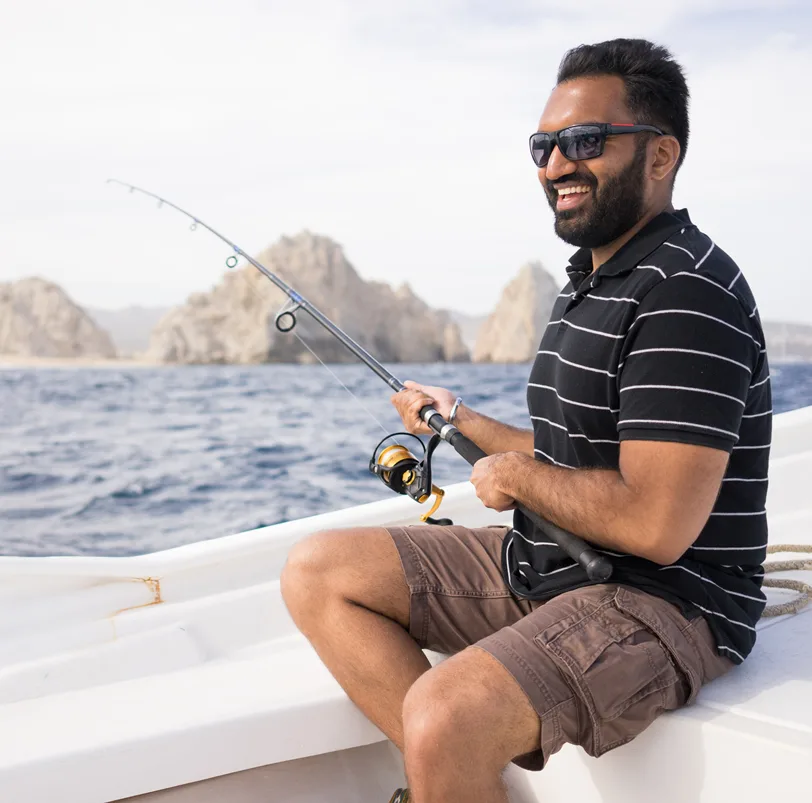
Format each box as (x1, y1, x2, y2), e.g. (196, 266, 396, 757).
(760, 544, 812, 617)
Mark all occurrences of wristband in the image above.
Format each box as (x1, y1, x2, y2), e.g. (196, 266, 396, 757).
(449, 396, 463, 424)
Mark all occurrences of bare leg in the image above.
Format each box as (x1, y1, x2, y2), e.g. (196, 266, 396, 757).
(280, 527, 429, 749)
(402, 648, 541, 803)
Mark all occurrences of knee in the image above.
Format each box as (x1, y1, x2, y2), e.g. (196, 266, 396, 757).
(402, 669, 492, 768)
(280, 529, 345, 615)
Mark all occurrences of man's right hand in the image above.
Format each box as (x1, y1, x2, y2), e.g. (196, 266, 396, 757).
(390, 380, 458, 435)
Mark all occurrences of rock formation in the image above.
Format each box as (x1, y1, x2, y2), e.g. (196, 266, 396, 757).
(473, 262, 560, 363)
(145, 232, 469, 364)
(0, 277, 116, 359)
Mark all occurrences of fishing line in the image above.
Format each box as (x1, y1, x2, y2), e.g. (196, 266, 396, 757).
(290, 330, 390, 436)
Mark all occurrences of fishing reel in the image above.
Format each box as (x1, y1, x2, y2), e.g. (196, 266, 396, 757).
(369, 433, 452, 525)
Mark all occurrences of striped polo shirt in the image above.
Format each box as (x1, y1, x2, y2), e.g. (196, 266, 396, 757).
(503, 208, 771, 664)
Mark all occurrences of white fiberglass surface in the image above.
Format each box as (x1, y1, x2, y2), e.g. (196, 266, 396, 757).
(0, 406, 809, 802)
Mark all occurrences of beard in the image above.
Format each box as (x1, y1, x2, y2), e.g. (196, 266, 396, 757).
(547, 142, 648, 249)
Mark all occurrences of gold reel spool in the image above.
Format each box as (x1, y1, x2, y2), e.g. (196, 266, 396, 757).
(375, 443, 446, 522)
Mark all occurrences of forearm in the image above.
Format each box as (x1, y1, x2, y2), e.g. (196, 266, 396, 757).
(496, 453, 667, 563)
(452, 404, 534, 457)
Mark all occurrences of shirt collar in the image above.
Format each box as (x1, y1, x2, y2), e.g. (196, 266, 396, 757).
(565, 208, 693, 287)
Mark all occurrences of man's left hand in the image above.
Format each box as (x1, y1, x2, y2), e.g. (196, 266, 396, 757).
(470, 452, 527, 512)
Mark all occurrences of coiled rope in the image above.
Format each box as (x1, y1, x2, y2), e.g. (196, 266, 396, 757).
(761, 544, 812, 617)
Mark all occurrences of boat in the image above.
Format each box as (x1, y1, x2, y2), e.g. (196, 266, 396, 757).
(1, 405, 810, 803)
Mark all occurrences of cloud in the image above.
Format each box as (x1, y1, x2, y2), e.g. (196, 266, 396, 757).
(0, 1, 809, 324)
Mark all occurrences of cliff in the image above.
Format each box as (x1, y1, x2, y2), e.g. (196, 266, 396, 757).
(473, 262, 560, 363)
(0, 277, 116, 359)
(144, 232, 469, 364)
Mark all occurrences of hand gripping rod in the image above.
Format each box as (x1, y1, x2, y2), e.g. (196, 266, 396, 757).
(109, 179, 613, 583)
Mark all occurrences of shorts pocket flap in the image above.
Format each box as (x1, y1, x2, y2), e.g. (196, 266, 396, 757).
(613, 587, 701, 703)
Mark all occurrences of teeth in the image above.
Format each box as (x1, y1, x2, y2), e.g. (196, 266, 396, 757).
(558, 186, 590, 196)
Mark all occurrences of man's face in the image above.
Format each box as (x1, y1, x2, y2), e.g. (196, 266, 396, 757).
(537, 75, 652, 249)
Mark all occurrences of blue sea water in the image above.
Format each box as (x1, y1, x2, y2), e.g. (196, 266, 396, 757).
(1, 362, 811, 558)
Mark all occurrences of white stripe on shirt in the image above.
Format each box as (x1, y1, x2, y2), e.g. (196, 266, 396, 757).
(586, 294, 640, 304)
(663, 241, 695, 259)
(658, 564, 766, 602)
(630, 309, 761, 346)
(728, 269, 742, 290)
(511, 532, 579, 572)
(622, 346, 752, 373)
(510, 529, 558, 548)
(547, 319, 627, 339)
(709, 510, 767, 517)
(570, 433, 619, 444)
(534, 447, 576, 469)
(537, 350, 618, 377)
(617, 418, 739, 438)
(671, 270, 741, 303)
(531, 415, 569, 432)
(637, 264, 667, 278)
(695, 239, 716, 269)
(528, 383, 620, 412)
(692, 601, 756, 631)
(620, 384, 746, 406)
(532, 415, 619, 444)
(719, 645, 746, 661)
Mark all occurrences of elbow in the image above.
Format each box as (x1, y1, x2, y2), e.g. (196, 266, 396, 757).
(644, 542, 686, 566)
(640, 522, 698, 566)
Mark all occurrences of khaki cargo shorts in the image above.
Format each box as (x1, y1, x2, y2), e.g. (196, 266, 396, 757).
(387, 524, 733, 771)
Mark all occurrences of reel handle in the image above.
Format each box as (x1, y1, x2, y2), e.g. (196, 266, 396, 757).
(418, 404, 613, 584)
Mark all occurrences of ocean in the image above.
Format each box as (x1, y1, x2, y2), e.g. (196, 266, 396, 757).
(1, 362, 810, 558)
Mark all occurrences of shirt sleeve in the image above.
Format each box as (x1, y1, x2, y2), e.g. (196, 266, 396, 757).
(617, 273, 760, 452)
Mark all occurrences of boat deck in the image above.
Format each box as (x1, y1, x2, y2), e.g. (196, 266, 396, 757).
(1, 407, 811, 802)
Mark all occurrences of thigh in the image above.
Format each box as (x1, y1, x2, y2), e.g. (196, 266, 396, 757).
(386, 524, 533, 654)
(475, 583, 733, 770)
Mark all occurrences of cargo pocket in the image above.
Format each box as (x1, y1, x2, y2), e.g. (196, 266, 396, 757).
(535, 587, 692, 756)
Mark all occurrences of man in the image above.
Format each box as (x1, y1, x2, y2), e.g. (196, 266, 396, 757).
(281, 38, 771, 803)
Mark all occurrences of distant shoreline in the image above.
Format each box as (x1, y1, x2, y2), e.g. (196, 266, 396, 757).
(2, 355, 811, 370)
(0, 355, 156, 369)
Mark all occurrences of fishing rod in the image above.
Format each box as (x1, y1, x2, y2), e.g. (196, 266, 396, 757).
(108, 179, 612, 583)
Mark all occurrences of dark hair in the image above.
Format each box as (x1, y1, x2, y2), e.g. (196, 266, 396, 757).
(557, 39, 690, 174)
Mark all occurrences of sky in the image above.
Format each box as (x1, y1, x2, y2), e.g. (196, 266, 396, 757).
(1, 0, 811, 322)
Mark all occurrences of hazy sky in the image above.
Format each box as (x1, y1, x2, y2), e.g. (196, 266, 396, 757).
(1, 0, 810, 321)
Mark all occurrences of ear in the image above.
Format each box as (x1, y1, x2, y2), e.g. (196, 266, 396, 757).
(650, 135, 681, 182)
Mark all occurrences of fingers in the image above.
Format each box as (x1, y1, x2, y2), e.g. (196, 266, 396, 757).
(390, 387, 434, 434)
(403, 379, 426, 393)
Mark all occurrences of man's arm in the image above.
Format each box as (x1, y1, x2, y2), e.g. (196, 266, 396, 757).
(472, 440, 729, 565)
(472, 271, 758, 565)
(391, 381, 534, 457)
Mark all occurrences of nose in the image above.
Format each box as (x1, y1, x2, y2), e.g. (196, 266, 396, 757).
(541, 144, 577, 183)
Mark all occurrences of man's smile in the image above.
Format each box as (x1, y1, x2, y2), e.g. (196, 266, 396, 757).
(555, 184, 592, 212)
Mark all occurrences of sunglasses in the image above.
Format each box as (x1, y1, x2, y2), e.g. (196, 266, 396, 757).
(529, 123, 665, 168)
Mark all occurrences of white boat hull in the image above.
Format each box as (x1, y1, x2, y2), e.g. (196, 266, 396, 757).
(1, 406, 811, 802)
